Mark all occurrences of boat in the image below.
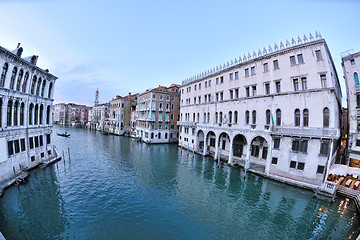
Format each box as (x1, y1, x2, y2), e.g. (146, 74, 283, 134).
(57, 132, 71, 137)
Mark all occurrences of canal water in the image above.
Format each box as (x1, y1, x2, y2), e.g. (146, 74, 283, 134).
(0, 126, 359, 239)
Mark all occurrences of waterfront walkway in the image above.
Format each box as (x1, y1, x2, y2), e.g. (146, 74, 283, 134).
(0, 171, 29, 197)
(0, 232, 5, 240)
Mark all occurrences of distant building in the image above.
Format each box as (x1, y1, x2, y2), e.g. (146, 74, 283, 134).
(0, 43, 59, 182)
(88, 103, 109, 131)
(179, 33, 342, 190)
(52, 103, 90, 127)
(135, 84, 180, 143)
(342, 51, 360, 168)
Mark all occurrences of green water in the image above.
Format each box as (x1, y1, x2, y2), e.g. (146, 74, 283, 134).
(0, 125, 359, 239)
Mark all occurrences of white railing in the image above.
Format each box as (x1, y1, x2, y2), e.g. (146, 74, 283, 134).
(272, 126, 339, 138)
(177, 121, 196, 127)
(323, 181, 339, 194)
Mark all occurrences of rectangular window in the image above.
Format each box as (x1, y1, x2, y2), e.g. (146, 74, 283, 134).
(297, 54, 304, 64)
(235, 71, 239, 79)
(264, 63, 269, 72)
(229, 90, 233, 100)
(272, 157, 278, 165)
(246, 87, 250, 97)
(29, 137, 34, 149)
(320, 141, 330, 156)
(273, 138, 280, 149)
(20, 138, 26, 151)
(297, 162, 305, 170)
(31, 156, 35, 162)
(198, 97, 201, 104)
(251, 66, 255, 75)
(216, 78, 219, 84)
(220, 92, 223, 101)
(40, 135, 43, 146)
(199, 83, 201, 89)
(290, 161, 296, 169)
(273, 60, 279, 69)
(220, 76, 223, 83)
(14, 140, 20, 154)
(35, 136, 39, 148)
(245, 68, 249, 77)
(8, 141, 14, 156)
(290, 56, 296, 65)
(275, 81, 281, 93)
(317, 165, 325, 174)
(301, 77, 307, 90)
(208, 80, 211, 87)
(293, 78, 299, 91)
(315, 50, 322, 60)
(320, 74, 327, 88)
(265, 83, 270, 95)
(230, 73, 233, 80)
(300, 140, 308, 153)
(351, 59, 355, 65)
(252, 86, 256, 96)
(194, 85, 197, 90)
(235, 89, 239, 98)
(292, 139, 300, 152)
(205, 81, 207, 88)
(216, 93, 219, 101)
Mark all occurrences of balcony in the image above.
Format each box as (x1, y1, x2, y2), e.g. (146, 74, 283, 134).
(177, 121, 196, 127)
(147, 118, 155, 122)
(165, 108, 170, 112)
(159, 108, 163, 112)
(356, 85, 360, 93)
(272, 126, 340, 138)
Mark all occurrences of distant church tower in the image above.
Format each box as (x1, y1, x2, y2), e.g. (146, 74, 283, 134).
(94, 88, 99, 106)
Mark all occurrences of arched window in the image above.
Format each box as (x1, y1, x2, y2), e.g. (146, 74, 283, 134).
(36, 78, 42, 95)
(0, 98, 2, 127)
(252, 110, 256, 124)
(276, 109, 281, 126)
(207, 112, 210, 123)
(355, 72, 359, 85)
(9, 67, 17, 90)
(245, 110, 249, 124)
(323, 107, 329, 128)
(31, 76, 37, 94)
(46, 106, 50, 124)
(266, 109, 271, 125)
(48, 82, 53, 98)
(193, 113, 195, 122)
(22, 72, 29, 92)
(197, 113, 199, 122)
(20, 103, 24, 126)
(234, 111, 238, 124)
(215, 112, 218, 123)
(29, 103, 33, 125)
(13, 101, 19, 126)
(41, 80, 46, 97)
(219, 112, 223, 124)
(39, 104, 43, 124)
(303, 109, 309, 127)
(229, 111, 232, 124)
(0, 63, 8, 87)
(34, 104, 39, 125)
(16, 69, 23, 91)
(7, 100, 13, 126)
(294, 109, 300, 126)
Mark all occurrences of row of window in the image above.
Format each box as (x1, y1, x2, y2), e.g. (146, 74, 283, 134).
(182, 107, 330, 128)
(0, 63, 53, 98)
(182, 74, 328, 105)
(7, 134, 51, 156)
(182, 50, 324, 94)
(273, 137, 330, 156)
(0, 99, 51, 127)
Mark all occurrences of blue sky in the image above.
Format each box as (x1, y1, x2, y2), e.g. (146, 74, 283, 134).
(0, 0, 359, 106)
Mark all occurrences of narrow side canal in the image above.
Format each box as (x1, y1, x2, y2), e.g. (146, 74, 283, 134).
(0, 126, 359, 239)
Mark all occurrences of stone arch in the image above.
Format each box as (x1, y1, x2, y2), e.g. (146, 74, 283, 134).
(197, 130, 205, 151)
(248, 136, 269, 173)
(206, 131, 216, 154)
(218, 132, 230, 151)
(233, 134, 247, 158)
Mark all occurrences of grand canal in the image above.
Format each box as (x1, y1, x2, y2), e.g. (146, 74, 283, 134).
(0, 126, 359, 239)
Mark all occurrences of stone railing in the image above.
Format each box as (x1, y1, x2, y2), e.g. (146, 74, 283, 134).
(272, 126, 339, 138)
(323, 181, 340, 195)
(177, 121, 196, 127)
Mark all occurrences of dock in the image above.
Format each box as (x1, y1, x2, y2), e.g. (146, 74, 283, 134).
(0, 171, 29, 197)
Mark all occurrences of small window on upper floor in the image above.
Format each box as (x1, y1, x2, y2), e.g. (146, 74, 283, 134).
(216, 77, 219, 84)
(245, 68, 249, 77)
(220, 76, 223, 83)
(251, 67, 255, 75)
(229, 73, 233, 80)
(315, 50, 322, 60)
(235, 71, 239, 79)
(208, 80, 211, 87)
(273, 60, 279, 69)
(263, 63, 269, 72)
(297, 54, 304, 64)
(205, 81, 207, 88)
(290, 56, 296, 65)
(351, 59, 355, 65)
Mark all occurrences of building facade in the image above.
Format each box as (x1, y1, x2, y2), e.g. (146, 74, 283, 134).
(342, 51, 360, 168)
(87, 103, 109, 131)
(135, 84, 180, 143)
(179, 34, 342, 190)
(53, 102, 89, 127)
(0, 44, 59, 182)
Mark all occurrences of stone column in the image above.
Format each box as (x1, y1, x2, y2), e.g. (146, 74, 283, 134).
(214, 136, 219, 160)
(228, 138, 234, 165)
(202, 134, 208, 156)
(245, 144, 252, 170)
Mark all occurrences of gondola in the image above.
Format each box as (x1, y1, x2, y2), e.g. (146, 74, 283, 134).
(57, 132, 71, 137)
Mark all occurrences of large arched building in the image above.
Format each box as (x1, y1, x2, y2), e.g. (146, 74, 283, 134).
(0, 44, 59, 182)
(178, 34, 342, 190)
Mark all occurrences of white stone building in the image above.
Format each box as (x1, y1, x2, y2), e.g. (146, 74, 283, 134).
(109, 96, 126, 135)
(87, 103, 109, 131)
(179, 33, 342, 190)
(342, 51, 360, 168)
(0, 44, 59, 182)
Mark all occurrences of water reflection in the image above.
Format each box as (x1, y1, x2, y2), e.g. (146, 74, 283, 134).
(0, 125, 359, 240)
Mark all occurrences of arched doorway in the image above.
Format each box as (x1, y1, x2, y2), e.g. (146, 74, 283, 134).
(233, 134, 247, 158)
(197, 130, 205, 151)
(206, 131, 216, 155)
(249, 136, 268, 173)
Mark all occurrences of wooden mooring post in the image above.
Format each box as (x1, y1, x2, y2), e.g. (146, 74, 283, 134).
(68, 148, 71, 161)
(62, 150, 65, 166)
